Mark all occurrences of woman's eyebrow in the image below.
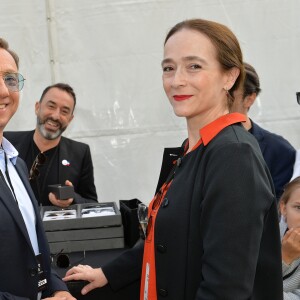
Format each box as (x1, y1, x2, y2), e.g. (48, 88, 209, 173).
(161, 56, 206, 67)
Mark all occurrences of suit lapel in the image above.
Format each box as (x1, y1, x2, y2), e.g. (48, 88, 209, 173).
(15, 160, 42, 252)
(155, 146, 185, 194)
(0, 168, 33, 250)
(15, 160, 39, 212)
(15, 160, 50, 255)
(58, 138, 71, 184)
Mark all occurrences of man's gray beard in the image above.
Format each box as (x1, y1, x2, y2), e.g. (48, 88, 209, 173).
(37, 118, 66, 140)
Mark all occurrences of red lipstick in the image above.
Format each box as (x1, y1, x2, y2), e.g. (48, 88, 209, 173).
(173, 95, 192, 101)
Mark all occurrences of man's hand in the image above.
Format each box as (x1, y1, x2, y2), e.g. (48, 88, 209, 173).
(63, 265, 108, 295)
(48, 180, 74, 208)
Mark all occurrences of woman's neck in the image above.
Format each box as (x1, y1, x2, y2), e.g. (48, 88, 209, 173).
(186, 109, 228, 152)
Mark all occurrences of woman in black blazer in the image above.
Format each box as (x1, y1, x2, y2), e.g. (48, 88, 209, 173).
(64, 19, 283, 300)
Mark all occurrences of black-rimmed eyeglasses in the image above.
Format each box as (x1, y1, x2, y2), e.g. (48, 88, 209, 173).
(1, 73, 25, 92)
(29, 152, 47, 181)
(297, 92, 300, 105)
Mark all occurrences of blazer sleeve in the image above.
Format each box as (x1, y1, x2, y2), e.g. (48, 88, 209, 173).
(101, 239, 144, 291)
(72, 144, 98, 204)
(196, 141, 280, 299)
(42, 269, 69, 298)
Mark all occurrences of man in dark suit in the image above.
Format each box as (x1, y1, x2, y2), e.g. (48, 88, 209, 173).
(0, 37, 75, 300)
(231, 62, 296, 200)
(4, 82, 98, 207)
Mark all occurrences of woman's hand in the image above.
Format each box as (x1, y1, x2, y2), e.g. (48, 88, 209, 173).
(282, 228, 300, 264)
(63, 264, 108, 295)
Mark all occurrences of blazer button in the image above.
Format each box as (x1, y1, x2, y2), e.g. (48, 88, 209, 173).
(29, 268, 37, 277)
(158, 288, 168, 297)
(162, 198, 169, 208)
(156, 244, 166, 253)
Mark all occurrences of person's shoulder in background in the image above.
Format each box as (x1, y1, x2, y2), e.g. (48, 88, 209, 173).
(290, 149, 300, 181)
(251, 121, 296, 154)
(3, 130, 34, 147)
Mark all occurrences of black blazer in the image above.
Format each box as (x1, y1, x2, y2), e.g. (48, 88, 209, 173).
(0, 157, 68, 300)
(4, 130, 98, 205)
(102, 123, 283, 300)
(251, 120, 296, 199)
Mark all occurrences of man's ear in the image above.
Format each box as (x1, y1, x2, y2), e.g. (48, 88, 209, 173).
(34, 101, 40, 115)
(243, 93, 257, 110)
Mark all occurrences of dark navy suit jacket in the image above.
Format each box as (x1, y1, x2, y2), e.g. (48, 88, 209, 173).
(250, 120, 296, 199)
(0, 157, 68, 300)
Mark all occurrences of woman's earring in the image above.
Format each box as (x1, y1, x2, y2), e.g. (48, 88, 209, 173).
(224, 87, 229, 96)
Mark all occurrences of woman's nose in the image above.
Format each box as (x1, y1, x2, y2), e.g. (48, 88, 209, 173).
(171, 68, 187, 88)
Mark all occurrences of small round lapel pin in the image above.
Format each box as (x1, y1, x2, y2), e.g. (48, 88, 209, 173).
(62, 159, 70, 166)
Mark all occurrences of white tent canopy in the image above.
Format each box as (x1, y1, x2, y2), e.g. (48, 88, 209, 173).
(1, 0, 300, 204)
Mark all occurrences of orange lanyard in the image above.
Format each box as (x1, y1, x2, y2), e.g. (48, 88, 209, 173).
(140, 138, 203, 300)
